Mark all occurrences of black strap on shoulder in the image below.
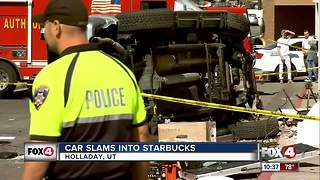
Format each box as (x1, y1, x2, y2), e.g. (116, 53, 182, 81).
(99, 51, 138, 91)
(64, 53, 80, 107)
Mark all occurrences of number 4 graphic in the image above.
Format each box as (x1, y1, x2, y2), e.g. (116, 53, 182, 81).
(283, 146, 296, 158)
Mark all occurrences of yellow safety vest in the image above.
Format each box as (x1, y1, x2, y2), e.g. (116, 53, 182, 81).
(29, 44, 146, 141)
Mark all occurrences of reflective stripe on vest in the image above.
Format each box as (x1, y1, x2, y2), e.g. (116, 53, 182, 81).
(63, 113, 134, 128)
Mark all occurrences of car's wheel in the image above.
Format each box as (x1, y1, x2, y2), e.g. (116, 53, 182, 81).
(116, 10, 250, 40)
(291, 64, 297, 80)
(271, 63, 296, 82)
(116, 9, 175, 32)
(222, 12, 250, 39)
(0, 61, 18, 98)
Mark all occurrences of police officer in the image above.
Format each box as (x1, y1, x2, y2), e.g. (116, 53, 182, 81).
(22, 0, 149, 179)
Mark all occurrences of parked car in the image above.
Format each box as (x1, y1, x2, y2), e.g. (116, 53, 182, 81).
(254, 38, 310, 81)
(248, 13, 258, 25)
(248, 9, 264, 37)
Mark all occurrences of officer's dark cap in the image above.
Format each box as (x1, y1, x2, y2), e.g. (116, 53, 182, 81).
(33, 0, 88, 27)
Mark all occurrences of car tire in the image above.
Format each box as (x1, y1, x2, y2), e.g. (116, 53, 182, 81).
(116, 9, 176, 32)
(116, 10, 250, 40)
(222, 12, 250, 39)
(272, 63, 296, 82)
(0, 61, 18, 98)
(291, 64, 297, 80)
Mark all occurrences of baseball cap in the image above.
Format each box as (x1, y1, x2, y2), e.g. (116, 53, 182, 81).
(33, 0, 88, 27)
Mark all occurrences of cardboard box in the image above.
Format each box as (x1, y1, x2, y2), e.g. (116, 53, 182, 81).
(158, 121, 216, 142)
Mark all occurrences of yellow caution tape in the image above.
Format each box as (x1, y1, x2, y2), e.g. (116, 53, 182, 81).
(273, 40, 318, 53)
(255, 67, 319, 76)
(141, 93, 320, 121)
(0, 82, 33, 86)
(1, 81, 319, 121)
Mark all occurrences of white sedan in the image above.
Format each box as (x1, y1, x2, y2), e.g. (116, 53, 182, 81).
(253, 38, 306, 81)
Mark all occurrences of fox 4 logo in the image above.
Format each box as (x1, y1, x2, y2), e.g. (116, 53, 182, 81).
(261, 146, 296, 159)
(27, 147, 54, 157)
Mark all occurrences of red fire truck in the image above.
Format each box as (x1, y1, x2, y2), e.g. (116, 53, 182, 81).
(0, 0, 172, 96)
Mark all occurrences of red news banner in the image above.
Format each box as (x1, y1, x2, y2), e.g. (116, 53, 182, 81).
(280, 162, 299, 172)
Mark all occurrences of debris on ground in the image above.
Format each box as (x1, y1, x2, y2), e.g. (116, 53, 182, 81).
(0, 152, 18, 159)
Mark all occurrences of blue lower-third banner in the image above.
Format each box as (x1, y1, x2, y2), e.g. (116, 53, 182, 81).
(24, 142, 259, 161)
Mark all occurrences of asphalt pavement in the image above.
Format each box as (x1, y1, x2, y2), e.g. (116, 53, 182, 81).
(0, 94, 29, 180)
(0, 78, 318, 180)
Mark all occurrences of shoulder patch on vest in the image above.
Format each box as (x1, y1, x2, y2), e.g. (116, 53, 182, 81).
(33, 86, 49, 110)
